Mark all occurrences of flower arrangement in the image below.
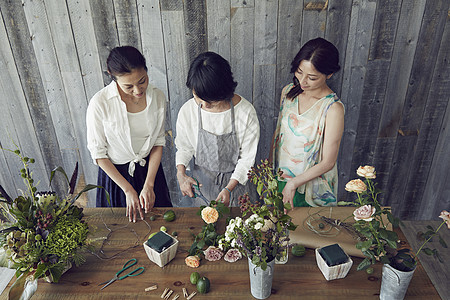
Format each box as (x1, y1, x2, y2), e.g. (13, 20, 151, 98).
(344, 166, 448, 272)
(218, 160, 297, 270)
(344, 166, 401, 271)
(0, 147, 106, 285)
(186, 200, 230, 266)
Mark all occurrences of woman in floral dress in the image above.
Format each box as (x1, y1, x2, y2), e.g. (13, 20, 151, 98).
(272, 38, 344, 208)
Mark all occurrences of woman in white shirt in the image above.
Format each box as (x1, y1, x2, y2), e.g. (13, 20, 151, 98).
(87, 46, 171, 222)
(175, 52, 260, 206)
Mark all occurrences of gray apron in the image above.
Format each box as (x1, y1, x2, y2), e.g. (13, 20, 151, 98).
(191, 100, 244, 206)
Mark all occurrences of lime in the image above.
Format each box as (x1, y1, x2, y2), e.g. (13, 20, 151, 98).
(160, 226, 167, 232)
(148, 232, 157, 239)
(190, 271, 200, 285)
(163, 210, 176, 222)
(291, 245, 306, 257)
(366, 267, 374, 275)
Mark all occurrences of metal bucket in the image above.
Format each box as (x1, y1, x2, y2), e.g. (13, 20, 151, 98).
(380, 264, 415, 300)
(248, 258, 275, 299)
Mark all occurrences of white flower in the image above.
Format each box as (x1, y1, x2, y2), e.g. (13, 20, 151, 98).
(231, 239, 236, 248)
(254, 222, 263, 230)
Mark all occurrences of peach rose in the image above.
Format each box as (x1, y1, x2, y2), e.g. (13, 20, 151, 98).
(185, 255, 200, 268)
(201, 207, 219, 224)
(439, 210, 450, 229)
(356, 166, 376, 179)
(345, 179, 367, 193)
(353, 205, 376, 222)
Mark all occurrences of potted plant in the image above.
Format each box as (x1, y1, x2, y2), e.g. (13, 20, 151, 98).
(0, 146, 108, 299)
(218, 160, 297, 299)
(344, 166, 449, 300)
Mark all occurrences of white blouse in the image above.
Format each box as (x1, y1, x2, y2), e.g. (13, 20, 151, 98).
(175, 97, 260, 184)
(86, 81, 166, 176)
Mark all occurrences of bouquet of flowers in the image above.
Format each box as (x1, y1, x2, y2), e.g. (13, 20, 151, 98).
(218, 160, 297, 270)
(344, 166, 448, 272)
(0, 147, 105, 285)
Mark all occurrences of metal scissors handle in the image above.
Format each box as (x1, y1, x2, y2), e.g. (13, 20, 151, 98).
(191, 178, 209, 205)
(100, 258, 145, 290)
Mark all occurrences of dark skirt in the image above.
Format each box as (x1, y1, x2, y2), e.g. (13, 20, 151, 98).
(96, 157, 172, 207)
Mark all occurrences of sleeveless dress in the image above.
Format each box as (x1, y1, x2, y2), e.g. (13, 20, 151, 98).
(273, 84, 344, 207)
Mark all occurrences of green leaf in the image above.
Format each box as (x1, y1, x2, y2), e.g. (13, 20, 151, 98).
(356, 240, 372, 252)
(50, 166, 70, 186)
(386, 238, 398, 249)
(357, 258, 372, 271)
(197, 240, 205, 249)
(438, 235, 447, 248)
(423, 248, 434, 256)
(73, 185, 111, 207)
(274, 198, 284, 212)
(257, 182, 263, 196)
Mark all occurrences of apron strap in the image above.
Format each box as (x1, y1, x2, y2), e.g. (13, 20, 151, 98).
(198, 102, 203, 130)
(230, 98, 236, 133)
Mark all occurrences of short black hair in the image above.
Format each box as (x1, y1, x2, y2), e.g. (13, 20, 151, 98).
(106, 46, 147, 80)
(186, 52, 237, 102)
(287, 38, 340, 99)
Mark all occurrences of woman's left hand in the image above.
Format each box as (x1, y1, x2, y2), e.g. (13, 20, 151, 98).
(282, 180, 296, 212)
(140, 186, 156, 213)
(216, 189, 230, 206)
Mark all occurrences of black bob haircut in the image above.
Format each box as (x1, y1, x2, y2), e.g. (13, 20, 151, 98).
(186, 52, 237, 102)
(287, 37, 340, 100)
(106, 46, 147, 80)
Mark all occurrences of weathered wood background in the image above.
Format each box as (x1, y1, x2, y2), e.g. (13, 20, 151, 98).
(0, 0, 448, 220)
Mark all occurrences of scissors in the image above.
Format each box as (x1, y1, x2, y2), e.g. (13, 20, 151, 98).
(99, 258, 145, 290)
(191, 178, 209, 205)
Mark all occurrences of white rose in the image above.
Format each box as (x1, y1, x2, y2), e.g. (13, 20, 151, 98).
(356, 166, 376, 179)
(353, 205, 376, 222)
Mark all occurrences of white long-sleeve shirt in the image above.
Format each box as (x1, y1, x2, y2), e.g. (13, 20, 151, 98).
(86, 81, 166, 176)
(175, 97, 260, 184)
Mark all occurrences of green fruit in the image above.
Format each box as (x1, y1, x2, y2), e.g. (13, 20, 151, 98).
(163, 210, 176, 222)
(291, 245, 306, 257)
(196, 276, 210, 294)
(148, 232, 157, 239)
(160, 226, 167, 232)
(366, 267, 374, 275)
(149, 215, 156, 221)
(172, 231, 178, 236)
(190, 272, 200, 285)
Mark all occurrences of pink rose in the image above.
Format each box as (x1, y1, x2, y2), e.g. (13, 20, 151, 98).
(356, 166, 376, 179)
(345, 179, 367, 193)
(224, 248, 242, 263)
(204, 246, 223, 261)
(439, 210, 450, 229)
(353, 205, 376, 222)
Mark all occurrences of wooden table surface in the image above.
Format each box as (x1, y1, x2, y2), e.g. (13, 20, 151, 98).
(0, 208, 441, 299)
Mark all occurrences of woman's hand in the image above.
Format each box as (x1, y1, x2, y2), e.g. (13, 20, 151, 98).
(216, 188, 230, 206)
(282, 180, 296, 212)
(140, 185, 156, 213)
(125, 189, 144, 222)
(176, 172, 197, 198)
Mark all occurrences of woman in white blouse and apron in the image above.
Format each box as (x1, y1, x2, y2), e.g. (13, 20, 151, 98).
(87, 46, 172, 222)
(175, 52, 260, 206)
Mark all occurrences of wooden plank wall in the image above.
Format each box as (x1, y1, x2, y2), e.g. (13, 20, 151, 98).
(0, 0, 448, 220)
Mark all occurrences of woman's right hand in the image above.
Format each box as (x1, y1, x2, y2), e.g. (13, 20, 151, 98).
(176, 172, 197, 198)
(125, 189, 144, 222)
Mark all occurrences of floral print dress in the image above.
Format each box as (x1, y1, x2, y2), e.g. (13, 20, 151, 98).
(273, 83, 344, 207)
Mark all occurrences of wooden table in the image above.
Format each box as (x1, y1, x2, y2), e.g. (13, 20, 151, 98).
(0, 208, 441, 299)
